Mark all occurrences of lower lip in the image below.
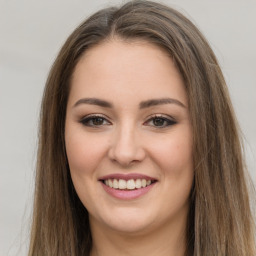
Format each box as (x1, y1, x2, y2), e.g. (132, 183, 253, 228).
(101, 182, 156, 200)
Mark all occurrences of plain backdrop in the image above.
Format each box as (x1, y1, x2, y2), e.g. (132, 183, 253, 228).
(0, 0, 255, 255)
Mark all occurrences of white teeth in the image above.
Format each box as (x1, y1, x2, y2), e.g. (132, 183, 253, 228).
(103, 178, 154, 190)
(113, 179, 118, 189)
(118, 179, 126, 189)
(127, 179, 136, 190)
(135, 179, 142, 189)
(108, 179, 113, 188)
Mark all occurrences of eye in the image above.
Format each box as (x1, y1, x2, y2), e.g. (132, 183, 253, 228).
(80, 115, 111, 127)
(145, 115, 176, 128)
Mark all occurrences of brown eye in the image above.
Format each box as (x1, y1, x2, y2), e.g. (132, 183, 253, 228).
(80, 115, 110, 127)
(91, 117, 104, 125)
(145, 115, 177, 128)
(153, 117, 165, 126)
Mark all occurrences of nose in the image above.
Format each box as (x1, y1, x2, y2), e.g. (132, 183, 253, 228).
(108, 124, 146, 167)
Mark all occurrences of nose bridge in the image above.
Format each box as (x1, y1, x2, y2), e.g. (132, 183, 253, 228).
(108, 120, 145, 166)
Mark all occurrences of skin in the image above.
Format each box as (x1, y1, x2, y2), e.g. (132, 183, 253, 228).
(65, 39, 194, 256)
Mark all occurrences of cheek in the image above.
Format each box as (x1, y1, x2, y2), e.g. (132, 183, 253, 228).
(147, 129, 193, 177)
(65, 131, 108, 207)
(65, 131, 107, 177)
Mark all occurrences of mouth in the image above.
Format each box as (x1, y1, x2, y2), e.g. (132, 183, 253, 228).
(101, 178, 156, 190)
(98, 174, 157, 200)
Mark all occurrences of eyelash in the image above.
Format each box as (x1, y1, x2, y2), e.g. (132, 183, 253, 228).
(80, 114, 111, 127)
(145, 115, 177, 128)
(79, 114, 176, 128)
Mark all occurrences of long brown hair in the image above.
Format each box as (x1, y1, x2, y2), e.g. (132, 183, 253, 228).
(28, 1, 255, 255)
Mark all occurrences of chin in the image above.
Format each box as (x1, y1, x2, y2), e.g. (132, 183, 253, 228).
(91, 206, 156, 234)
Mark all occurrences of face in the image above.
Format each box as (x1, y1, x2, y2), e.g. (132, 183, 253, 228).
(65, 39, 194, 235)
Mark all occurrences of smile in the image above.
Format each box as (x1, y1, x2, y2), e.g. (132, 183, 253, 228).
(104, 178, 153, 190)
(99, 174, 157, 200)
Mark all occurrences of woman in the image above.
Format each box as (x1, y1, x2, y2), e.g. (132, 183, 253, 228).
(28, 1, 255, 255)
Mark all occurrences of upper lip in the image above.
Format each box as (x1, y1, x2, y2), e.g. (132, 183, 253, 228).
(99, 173, 157, 181)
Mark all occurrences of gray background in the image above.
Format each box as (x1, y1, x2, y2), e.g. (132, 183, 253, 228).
(0, 0, 255, 255)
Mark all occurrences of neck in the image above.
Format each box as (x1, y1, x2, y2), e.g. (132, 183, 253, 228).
(89, 215, 187, 256)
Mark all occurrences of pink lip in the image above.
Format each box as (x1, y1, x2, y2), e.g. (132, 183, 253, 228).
(99, 173, 157, 181)
(101, 182, 156, 200)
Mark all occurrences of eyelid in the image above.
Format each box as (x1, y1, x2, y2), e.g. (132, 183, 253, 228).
(79, 114, 112, 126)
(79, 113, 176, 128)
(144, 114, 177, 128)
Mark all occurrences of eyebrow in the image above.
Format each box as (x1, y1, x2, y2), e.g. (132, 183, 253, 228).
(73, 98, 113, 108)
(139, 98, 186, 109)
(73, 97, 186, 109)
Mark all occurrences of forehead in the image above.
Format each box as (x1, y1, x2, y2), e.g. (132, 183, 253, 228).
(69, 39, 187, 107)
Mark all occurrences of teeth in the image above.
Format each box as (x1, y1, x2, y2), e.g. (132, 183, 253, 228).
(103, 178, 154, 190)
(135, 179, 141, 188)
(127, 179, 135, 190)
(119, 179, 126, 189)
(113, 179, 118, 189)
(108, 179, 113, 188)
